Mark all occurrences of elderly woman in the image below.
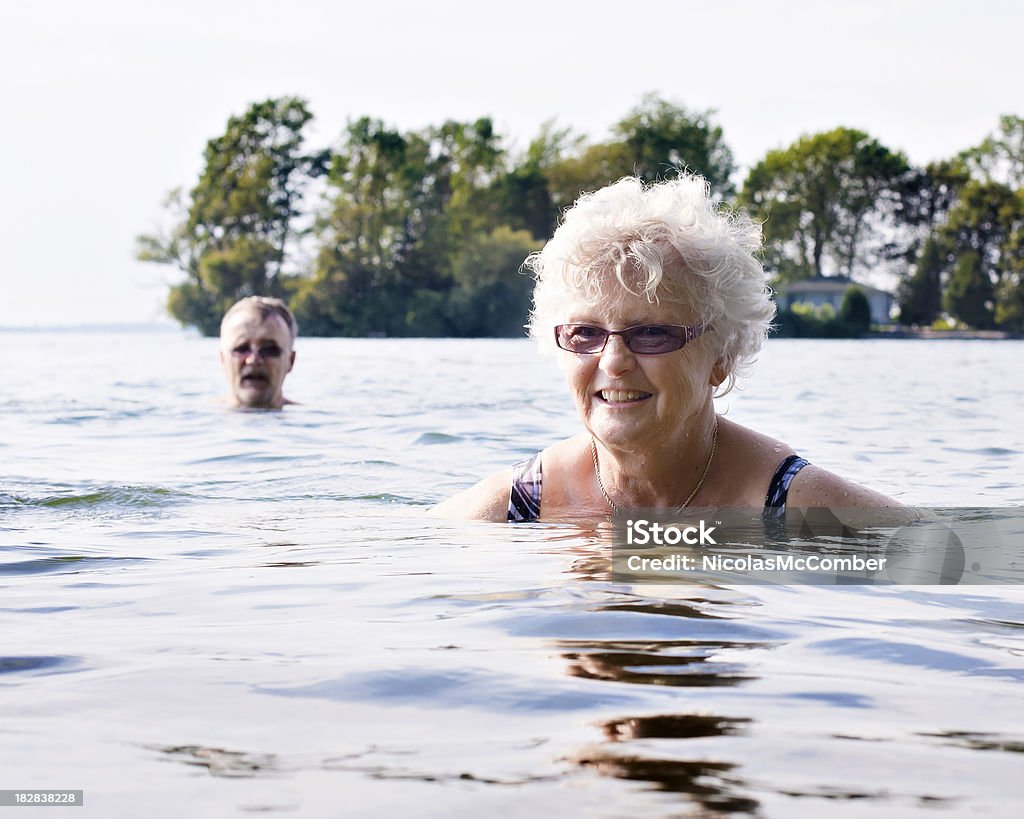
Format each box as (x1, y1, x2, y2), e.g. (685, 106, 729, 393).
(435, 175, 899, 522)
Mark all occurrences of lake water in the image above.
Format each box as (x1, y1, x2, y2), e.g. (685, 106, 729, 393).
(2, 332, 1023, 817)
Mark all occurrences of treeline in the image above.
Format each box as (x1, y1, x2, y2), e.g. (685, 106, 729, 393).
(138, 96, 1024, 336)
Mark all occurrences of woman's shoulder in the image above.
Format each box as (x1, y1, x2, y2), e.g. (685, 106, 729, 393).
(430, 437, 591, 522)
(712, 419, 897, 507)
(430, 468, 513, 522)
(712, 420, 797, 505)
(784, 464, 903, 509)
(718, 419, 901, 509)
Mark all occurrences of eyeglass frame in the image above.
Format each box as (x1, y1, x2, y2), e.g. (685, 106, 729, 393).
(228, 342, 286, 360)
(553, 323, 709, 355)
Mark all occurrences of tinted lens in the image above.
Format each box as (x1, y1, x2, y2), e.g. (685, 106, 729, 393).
(555, 325, 608, 353)
(232, 344, 283, 359)
(555, 324, 703, 354)
(622, 325, 687, 354)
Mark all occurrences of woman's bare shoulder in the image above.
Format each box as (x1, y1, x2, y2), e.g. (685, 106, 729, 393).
(430, 469, 512, 522)
(715, 420, 901, 511)
(711, 419, 797, 505)
(786, 464, 903, 509)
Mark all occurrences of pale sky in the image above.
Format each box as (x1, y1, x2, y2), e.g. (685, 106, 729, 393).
(1, 0, 1019, 327)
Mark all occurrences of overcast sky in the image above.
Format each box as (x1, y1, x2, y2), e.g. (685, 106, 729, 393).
(1, 0, 1019, 327)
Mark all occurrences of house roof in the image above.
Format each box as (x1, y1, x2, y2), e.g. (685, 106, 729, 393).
(777, 276, 892, 298)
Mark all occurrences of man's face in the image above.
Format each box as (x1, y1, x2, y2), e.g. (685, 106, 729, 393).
(219, 309, 295, 409)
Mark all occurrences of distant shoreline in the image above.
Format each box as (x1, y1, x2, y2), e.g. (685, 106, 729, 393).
(1, 324, 1021, 341)
(0, 323, 187, 334)
(868, 328, 1023, 340)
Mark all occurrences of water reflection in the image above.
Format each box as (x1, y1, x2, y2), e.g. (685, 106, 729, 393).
(576, 712, 759, 813)
(152, 744, 278, 778)
(918, 731, 1024, 754)
(552, 578, 766, 811)
(601, 713, 752, 741)
(559, 639, 756, 688)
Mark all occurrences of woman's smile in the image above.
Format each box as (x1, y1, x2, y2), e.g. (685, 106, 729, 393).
(595, 389, 653, 404)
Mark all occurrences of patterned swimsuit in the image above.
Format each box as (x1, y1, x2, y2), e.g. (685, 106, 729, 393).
(506, 452, 810, 522)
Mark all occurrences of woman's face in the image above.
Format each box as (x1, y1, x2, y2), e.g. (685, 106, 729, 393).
(560, 289, 721, 453)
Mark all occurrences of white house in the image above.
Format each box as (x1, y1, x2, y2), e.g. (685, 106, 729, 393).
(774, 276, 894, 325)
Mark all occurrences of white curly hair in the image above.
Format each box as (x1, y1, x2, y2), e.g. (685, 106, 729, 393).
(525, 174, 774, 395)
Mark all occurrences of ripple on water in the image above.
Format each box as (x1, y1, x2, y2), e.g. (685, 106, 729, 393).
(185, 452, 316, 465)
(1, 484, 188, 510)
(0, 555, 150, 576)
(0, 656, 81, 677)
(413, 432, 463, 445)
(259, 667, 641, 712)
(943, 446, 1020, 457)
(811, 636, 999, 674)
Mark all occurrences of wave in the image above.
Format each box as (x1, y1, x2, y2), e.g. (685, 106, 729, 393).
(0, 484, 189, 511)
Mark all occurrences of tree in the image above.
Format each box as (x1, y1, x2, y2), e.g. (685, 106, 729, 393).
(544, 141, 633, 210)
(295, 117, 515, 336)
(892, 160, 970, 326)
(897, 235, 944, 325)
(944, 249, 995, 329)
(964, 115, 1024, 189)
(292, 117, 427, 336)
(939, 180, 1023, 329)
(137, 97, 326, 335)
(839, 286, 872, 333)
(740, 128, 913, 283)
(493, 121, 575, 239)
(446, 227, 540, 337)
(612, 93, 735, 197)
(545, 95, 735, 208)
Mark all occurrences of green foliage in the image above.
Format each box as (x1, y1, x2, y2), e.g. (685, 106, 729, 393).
(294, 115, 527, 336)
(938, 180, 1023, 329)
(774, 303, 851, 338)
(612, 93, 736, 197)
(139, 98, 1022, 337)
(895, 122, 1023, 332)
(137, 97, 325, 335)
(839, 287, 872, 332)
(545, 95, 735, 206)
(897, 236, 944, 325)
(930, 315, 960, 331)
(902, 160, 970, 229)
(543, 142, 633, 210)
(774, 289, 871, 338)
(963, 115, 1024, 188)
(446, 227, 540, 337)
(741, 128, 913, 283)
(492, 121, 574, 238)
(944, 250, 995, 329)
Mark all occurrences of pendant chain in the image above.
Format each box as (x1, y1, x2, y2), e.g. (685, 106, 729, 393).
(591, 421, 719, 514)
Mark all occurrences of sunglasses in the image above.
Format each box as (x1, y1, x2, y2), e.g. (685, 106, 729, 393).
(231, 343, 284, 359)
(554, 323, 707, 355)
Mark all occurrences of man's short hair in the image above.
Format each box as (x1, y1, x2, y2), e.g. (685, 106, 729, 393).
(221, 296, 298, 341)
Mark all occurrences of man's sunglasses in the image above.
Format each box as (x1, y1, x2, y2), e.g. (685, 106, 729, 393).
(231, 343, 284, 359)
(554, 323, 707, 355)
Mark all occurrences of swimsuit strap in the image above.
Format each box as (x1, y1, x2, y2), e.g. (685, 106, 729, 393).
(508, 453, 542, 522)
(508, 451, 807, 523)
(764, 454, 810, 514)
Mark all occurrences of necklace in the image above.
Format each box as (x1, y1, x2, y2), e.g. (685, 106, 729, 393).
(591, 420, 719, 514)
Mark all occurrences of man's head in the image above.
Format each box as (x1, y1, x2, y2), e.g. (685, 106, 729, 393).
(218, 297, 297, 409)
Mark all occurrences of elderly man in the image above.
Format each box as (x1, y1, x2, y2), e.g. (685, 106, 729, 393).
(219, 296, 297, 409)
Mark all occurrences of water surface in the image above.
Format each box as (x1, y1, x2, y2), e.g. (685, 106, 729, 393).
(2, 333, 1023, 817)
